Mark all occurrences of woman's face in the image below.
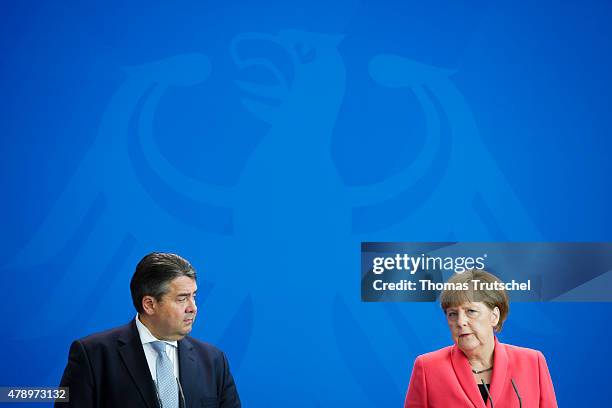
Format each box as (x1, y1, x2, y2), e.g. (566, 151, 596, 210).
(445, 302, 499, 353)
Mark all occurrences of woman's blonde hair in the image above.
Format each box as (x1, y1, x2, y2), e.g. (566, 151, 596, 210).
(440, 269, 509, 332)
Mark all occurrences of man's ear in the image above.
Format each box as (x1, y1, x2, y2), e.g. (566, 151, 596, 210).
(141, 296, 157, 316)
(490, 306, 500, 327)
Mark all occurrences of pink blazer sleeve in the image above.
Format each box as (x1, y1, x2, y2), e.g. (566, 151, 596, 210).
(404, 357, 428, 408)
(537, 351, 558, 408)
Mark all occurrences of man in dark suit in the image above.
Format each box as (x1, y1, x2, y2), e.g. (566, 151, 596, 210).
(56, 252, 241, 408)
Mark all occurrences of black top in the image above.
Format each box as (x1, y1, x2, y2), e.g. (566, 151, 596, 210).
(478, 383, 490, 403)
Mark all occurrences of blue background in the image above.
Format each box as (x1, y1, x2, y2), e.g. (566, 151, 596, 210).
(1, 0, 611, 406)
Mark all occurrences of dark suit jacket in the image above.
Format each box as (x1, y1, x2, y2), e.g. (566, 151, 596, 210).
(56, 320, 240, 408)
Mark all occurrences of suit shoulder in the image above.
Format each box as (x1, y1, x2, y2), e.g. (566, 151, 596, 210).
(76, 322, 133, 348)
(501, 342, 546, 365)
(416, 345, 453, 365)
(182, 336, 226, 358)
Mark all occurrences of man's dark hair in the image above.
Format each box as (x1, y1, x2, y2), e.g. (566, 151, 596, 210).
(130, 252, 197, 313)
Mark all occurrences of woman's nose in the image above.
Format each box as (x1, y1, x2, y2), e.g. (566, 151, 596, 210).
(457, 311, 468, 326)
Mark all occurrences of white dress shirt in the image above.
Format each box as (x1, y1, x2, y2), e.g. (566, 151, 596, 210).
(135, 314, 180, 381)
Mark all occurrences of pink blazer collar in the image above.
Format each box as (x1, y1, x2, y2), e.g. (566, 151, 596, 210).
(451, 336, 508, 408)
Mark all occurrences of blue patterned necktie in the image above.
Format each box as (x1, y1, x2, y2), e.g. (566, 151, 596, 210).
(151, 341, 179, 408)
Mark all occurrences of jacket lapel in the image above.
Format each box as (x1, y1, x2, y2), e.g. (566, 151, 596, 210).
(489, 337, 508, 407)
(118, 320, 159, 408)
(451, 344, 487, 408)
(178, 337, 199, 408)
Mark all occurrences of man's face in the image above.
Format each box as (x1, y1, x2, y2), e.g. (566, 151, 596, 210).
(148, 276, 197, 341)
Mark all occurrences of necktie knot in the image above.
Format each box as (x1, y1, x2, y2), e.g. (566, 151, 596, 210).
(151, 341, 167, 355)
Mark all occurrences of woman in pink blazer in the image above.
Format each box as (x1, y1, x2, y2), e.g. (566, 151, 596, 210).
(405, 270, 557, 408)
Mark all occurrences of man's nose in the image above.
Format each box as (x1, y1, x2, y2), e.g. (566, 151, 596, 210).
(186, 298, 197, 314)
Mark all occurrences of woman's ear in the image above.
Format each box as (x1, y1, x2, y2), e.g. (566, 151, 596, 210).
(490, 306, 500, 327)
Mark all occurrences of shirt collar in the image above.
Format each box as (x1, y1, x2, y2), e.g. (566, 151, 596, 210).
(135, 314, 178, 348)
